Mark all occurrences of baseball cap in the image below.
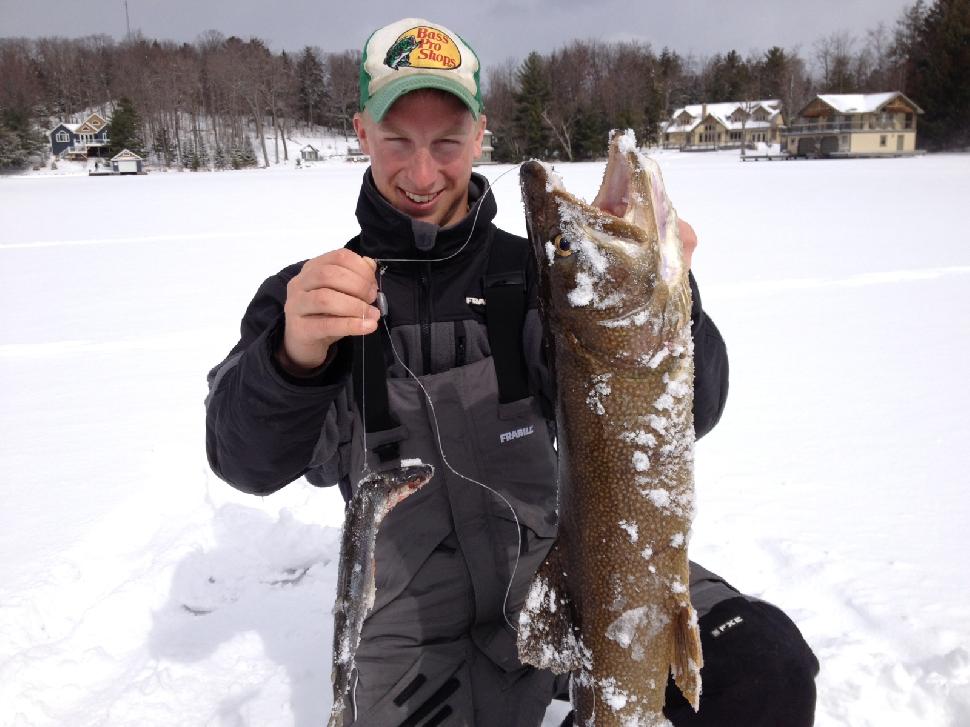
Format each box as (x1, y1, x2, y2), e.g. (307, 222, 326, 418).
(359, 18, 482, 122)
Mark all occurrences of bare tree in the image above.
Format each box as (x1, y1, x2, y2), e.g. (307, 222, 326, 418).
(327, 50, 361, 139)
(814, 31, 856, 92)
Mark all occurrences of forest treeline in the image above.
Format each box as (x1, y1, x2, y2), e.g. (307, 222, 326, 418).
(0, 0, 966, 170)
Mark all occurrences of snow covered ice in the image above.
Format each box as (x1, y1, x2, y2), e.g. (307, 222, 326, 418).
(2, 149, 970, 726)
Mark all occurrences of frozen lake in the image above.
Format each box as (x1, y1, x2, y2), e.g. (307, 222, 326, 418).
(2, 150, 969, 726)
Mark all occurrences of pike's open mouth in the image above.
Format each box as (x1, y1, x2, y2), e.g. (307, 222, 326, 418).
(592, 145, 635, 220)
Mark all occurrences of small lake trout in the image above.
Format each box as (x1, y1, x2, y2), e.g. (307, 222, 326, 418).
(328, 463, 434, 727)
(518, 131, 702, 726)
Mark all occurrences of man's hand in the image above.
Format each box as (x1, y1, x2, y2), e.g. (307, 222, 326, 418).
(277, 249, 380, 375)
(679, 218, 697, 270)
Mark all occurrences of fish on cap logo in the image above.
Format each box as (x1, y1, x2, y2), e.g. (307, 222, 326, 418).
(383, 25, 462, 70)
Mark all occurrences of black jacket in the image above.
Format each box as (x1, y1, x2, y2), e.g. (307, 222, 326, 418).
(205, 171, 729, 497)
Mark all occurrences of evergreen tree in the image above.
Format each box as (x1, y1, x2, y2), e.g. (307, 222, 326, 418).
(183, 137, 210, 170)
(571, 105, 608, 159)
(910, 0, 970, 149)
(759, 47, 789, 100)
(707, 50, 752, 100)
(512, 52, 552, 159)
(641, 81, 666, 146)
(657, 48, 687, 116)
(108, 96, 145, 156)
(182, 138, 196, 170)
(230, 136, 257, 169)
(0, 107, 47, 170)
(891, 0, 928, 90)
(296, 46, 328, 128)
(213, 143, 228, 170)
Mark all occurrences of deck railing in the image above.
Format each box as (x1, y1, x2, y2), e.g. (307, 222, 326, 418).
(786, 121, 906, 134)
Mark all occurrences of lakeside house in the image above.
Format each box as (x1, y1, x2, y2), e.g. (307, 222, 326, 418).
(110, 149, 144, 174)
(49, 112, 111, 160)
(662, 100, 785, 150)
(300, 144, 321, 162)
(783, 92, 924, 157)
(474, 129, 495, 165)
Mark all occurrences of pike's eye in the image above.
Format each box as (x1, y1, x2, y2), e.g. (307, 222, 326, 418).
(552, 234, 573, 257)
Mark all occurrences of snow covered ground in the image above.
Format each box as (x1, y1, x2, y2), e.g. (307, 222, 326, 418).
(1, 149, 969, 726)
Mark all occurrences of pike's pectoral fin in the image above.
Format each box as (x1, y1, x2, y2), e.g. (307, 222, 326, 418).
(516, 541, 583, 674)
(671, 602, 704, 711)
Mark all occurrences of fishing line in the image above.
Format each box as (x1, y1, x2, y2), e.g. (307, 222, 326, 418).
(359, 301, 370, 477)
(381, 314, 524, 631)
(374, 164, 521, 265)
(360, 164, 527, 630)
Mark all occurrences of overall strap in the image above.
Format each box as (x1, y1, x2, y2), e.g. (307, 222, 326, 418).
(484, 230, 531, 404)
(352, 329, 401, 463)
(346, 233, 400, 464)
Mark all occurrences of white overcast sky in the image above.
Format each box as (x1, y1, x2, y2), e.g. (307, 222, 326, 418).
(1, 0, 916, 71)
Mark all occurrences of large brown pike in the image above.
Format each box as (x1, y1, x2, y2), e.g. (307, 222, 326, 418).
(328, 464, 434, 727)
(518, 131, 702, 726)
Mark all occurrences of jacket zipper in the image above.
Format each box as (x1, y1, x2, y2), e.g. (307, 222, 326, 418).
(455, 320, 467, 367)
(419, 262, 433, 374)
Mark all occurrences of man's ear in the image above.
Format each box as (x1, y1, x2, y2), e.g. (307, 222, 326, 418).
(473, 114, 487, 158)
(353, 112, 370, 154)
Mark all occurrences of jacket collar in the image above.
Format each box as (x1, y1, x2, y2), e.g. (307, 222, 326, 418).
(355, 169, 496, 260)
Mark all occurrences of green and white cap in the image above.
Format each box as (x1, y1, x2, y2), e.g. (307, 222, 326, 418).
(359, 18, 482, 121)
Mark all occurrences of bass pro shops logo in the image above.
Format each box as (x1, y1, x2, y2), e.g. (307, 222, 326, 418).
(384, 26, 462, 70)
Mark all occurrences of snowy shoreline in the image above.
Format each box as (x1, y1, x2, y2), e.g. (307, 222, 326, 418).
(2, 151, 969, 726)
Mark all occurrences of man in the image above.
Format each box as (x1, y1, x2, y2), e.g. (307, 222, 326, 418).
(205, 17, 818, 726)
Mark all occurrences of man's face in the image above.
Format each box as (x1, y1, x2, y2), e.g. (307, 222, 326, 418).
(354, 91, 486, 228)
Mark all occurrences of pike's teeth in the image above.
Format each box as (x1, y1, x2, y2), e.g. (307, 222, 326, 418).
(405, 190, 437, 203)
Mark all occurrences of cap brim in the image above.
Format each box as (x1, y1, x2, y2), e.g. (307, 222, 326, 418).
(364, 74, 480, 122)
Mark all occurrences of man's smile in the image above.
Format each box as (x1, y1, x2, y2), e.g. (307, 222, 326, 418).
(402, 189, 441, 205)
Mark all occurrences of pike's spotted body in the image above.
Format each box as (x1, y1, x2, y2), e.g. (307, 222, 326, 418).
(518, 131, 702, 726)
(328, 464, 434, 727)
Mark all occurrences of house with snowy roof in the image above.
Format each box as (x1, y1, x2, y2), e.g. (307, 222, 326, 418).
(474, 129, 495, 165)
(662, 100, 785, 150)
(783, 92, 923, 158)
(300, 144, 320, 162)
(49, 112, 111, 161)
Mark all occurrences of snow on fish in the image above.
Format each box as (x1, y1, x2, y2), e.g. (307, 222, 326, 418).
(327, 463, 434, 727)
(518, 130, 702, 726)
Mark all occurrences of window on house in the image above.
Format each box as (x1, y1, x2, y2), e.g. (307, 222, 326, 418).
(55, 131, 69, 143)
(880, 135, 888, 147)
(905, 113, 913, 129)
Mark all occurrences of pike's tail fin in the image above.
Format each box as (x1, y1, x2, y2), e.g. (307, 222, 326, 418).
(672, 601, 703, 711)
(517, 541, 583, 674)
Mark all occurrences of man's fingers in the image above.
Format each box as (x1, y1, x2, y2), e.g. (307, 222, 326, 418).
(291, 287, 381, 320)
(298, 250, 379, 299)
(298, 264, 377, 304)
(298, 313, 378, 339)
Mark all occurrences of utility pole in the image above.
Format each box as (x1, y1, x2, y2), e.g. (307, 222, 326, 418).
(124, 0, 131, 40)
